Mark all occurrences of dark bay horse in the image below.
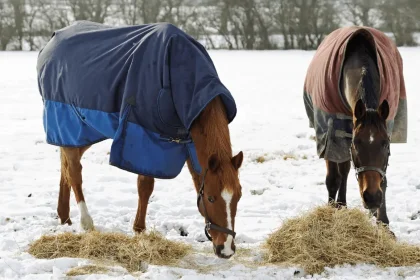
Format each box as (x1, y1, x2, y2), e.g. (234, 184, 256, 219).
(37, 22, 243, 259)
(304, 27, 407, 229)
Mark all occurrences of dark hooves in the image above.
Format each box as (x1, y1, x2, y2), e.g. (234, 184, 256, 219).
(328, 201, 347, 209)
(378, 223, 396, 239)
(385, 228, 396, 239)
(335, 203, 347, 210)
(133, 226, 146, 234)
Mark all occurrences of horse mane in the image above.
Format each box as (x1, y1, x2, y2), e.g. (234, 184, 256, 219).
(190, 97, 238, 191)
(356, 67, 385, 130)
(199, 97, 233, 161)
(344, 32, 384, 129)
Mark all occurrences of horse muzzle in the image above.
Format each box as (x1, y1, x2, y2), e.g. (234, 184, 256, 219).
(213, 243, 236, 259)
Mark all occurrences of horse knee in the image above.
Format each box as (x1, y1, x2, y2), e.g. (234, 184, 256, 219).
(326, 173, 341, 190)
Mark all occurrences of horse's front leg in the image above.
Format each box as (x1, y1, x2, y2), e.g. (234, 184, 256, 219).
(325, 160, 341, 206)
(336, 161, 350, 207)
(374, 177, 391, 222)
(133, 175, 155, 233)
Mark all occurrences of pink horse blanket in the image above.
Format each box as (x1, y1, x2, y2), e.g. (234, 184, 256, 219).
(303, 27, 407, 162)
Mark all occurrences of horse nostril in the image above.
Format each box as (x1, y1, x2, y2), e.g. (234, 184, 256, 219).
(215, 244, 224, 255)
(363, 191, 382, 208)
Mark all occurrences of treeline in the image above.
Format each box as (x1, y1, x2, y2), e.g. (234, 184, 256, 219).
(0, 0, 419, 51)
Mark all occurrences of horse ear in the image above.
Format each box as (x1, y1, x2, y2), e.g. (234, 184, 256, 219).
(378, 100, 389, 121)
(208, 154, 220, 172)
(231, 151, 243, 170)
(354, 99, 366, 120)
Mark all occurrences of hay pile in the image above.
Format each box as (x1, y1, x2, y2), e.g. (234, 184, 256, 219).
(28, 230, 190, 272)
(264, 205, 420, 274)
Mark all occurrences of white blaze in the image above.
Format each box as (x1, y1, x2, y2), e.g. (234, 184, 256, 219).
(221, 189, 234, 256)
(369, 130, 374, 144)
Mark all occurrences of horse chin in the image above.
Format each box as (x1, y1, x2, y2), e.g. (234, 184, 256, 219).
(362, 201, 382, 211)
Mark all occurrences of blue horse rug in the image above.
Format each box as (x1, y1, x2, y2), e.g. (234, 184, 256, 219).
(37, 21, 236, 179)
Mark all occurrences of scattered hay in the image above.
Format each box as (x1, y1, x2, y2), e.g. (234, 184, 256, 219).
(283, 153, 298, 160)
(264, 205, 420, 274)
(28, 230, 191, 272)
(256, 156, 266, 163)
(66, 265, 109, 276)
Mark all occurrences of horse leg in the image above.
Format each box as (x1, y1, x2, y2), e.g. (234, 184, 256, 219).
(133, 175, 154, 233)
(186, 158, 200, 193)
(374, 177, 390, 225)
(325, 160, 341, 206)
(61, 146, 94, 231)
(336, 161, 351, 207)
(57, 153, 72, 225)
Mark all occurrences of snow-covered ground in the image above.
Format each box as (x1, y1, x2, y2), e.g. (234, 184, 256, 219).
(1, 49, 420, 279)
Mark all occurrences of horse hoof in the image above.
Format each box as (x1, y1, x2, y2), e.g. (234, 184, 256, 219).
(133, 226, 146, 234)
(60, 217, 72, 225)
(386, 229, 396, 239)
(80, 215, 94, 231)
(336, 203, 347, 210)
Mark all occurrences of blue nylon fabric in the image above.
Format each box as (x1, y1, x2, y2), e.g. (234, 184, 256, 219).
(37, 21, 233, 178)
(43, 100, 109, 147)
(43, 100, 202, 177)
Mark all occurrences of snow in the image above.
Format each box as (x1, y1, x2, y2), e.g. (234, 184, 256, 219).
(1, 48, 420, 279)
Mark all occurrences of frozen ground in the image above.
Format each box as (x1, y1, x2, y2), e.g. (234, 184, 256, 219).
(0, 48, 420, 279)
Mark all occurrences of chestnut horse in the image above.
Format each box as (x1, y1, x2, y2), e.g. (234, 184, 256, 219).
(38, 22, 243, 259)
(59, 97, 243, 259)
(304, 27, 407, 230)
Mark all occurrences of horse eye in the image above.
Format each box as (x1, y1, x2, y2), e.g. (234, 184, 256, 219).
(381, 140, 389, 148)
(208, 196, 215, 203)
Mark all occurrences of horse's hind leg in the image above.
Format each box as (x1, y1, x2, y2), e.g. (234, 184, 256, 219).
(60, 146, 94, 231)
(57, 153, 72, 225)
(325, 160, 341, 206)
(133, 175, 154, 233)
(336, 161, 351, 207)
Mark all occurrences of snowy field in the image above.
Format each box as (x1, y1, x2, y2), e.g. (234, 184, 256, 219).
(1, 49, 420, 279)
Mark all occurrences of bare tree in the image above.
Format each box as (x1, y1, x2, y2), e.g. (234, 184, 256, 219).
(24, 0, 42, 50)
(9, 0, 25, 50)
(379, 0, 417, 46)
(292, 0, 339, 50)
(341, 0, 378, 27)
(0, 1, 15, 50)
(274, 0, 297, 49)
(66, 0, 112, 23)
